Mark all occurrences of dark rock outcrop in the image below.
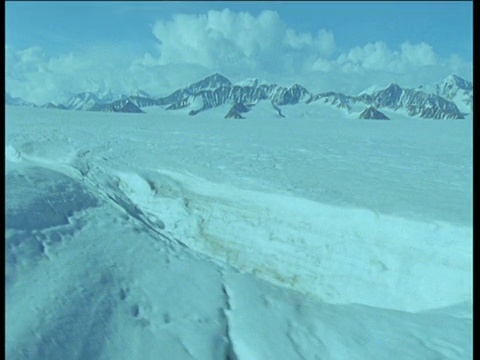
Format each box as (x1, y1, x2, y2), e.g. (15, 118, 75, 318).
(10, 73, 471, 119)
(224, 102, 250, 119)
(358, 106, 389, 120)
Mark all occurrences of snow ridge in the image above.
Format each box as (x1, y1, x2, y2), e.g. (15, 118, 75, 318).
(6, 73, 472, 119)
(5, 106, 473, 359)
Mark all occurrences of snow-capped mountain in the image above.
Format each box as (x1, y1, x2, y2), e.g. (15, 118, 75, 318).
(155, 72, 233, 106)
(163, 81, 310, 114)
(89, 98, 144, 113)
(434, 74, 473, 113)
(8, 73, 472, 119)
(185, 72, 233, 92)
(157, 74, 468, 119)
(55, 91, 142, 113)
(42, 102, 67, 110)
(64, 92, 102, 111)
(307, 91, 351, 110)
(234, 78, 270, 88)
(234, 78, 260, 87)
(270, 83, 311, 105)
(94, 89, 128, 104)
(5, 93, 36, 107)
(354, 83, 464, 119)
(357, 84, 386, 96)
(129, 89, 152, 98)
(358, 83, 404, 108)
(437, 74, 473, 96)
(359, 106, 390, 120)
(307, 83, 464, 119)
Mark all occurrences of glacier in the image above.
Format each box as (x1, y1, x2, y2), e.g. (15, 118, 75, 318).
(5, 104, 472, 359)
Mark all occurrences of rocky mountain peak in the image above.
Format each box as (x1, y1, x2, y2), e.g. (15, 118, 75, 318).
(359, 106, 390, 120)
(8, 73, 472, 119)
(384, 83, 403, 93)
(199, 72, 232, 87)
(443, 74, 473, 91)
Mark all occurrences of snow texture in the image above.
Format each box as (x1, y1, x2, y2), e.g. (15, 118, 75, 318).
(5, 105, 472, 359)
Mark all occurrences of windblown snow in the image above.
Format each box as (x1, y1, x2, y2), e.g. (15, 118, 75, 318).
(5, 105, 472, 359)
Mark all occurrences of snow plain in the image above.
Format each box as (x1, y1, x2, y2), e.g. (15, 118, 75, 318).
(5, 104, 473, 359)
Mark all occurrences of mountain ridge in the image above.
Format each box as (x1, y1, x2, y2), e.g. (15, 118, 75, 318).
(6, 73, 472, 119)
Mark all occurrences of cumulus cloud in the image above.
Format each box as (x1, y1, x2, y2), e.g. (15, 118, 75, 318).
(305, 40, 472, 93)
(283, 28, 335, 55)
(400, 41, 437, 67)
(447, 53, 473, 76)
(6, 44, 156, 104)
(150, 9, 335, 76)
(332, 41, 438, 74)
(6, 46, 49, 80)
(312, 58, 334, 73)
(5, 9, 473, 103)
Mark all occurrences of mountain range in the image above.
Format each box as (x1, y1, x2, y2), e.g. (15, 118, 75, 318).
(6, 73, 473, 120)
(5, 93, 36, 108)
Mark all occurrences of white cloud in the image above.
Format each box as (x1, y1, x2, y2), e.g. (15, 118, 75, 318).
(283, 29, 335, 55)
(5, 9, 473, 104)
(6, 46, 49, 80)
(447, 53, 473, 76)
(400, 41, 437, 67)
(312, 58, 333, 73)
(6, 44, 150, 104)
(150, 9, 335, 77)
(304, 40, 472, 93)
(332, 41, 438, 74)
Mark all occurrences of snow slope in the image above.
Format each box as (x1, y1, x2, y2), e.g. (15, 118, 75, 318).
(5, 106, 473, 359)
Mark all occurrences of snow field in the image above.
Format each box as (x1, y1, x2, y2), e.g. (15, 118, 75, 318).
(5, 160, 472, 359)
(109, 167, 472, 312)
(5, 106, 473, 359)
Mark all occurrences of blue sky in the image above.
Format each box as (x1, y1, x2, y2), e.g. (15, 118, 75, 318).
(5, 1, 473, 104)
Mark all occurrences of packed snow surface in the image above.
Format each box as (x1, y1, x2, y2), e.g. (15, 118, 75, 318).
(5, 105, 472, 359)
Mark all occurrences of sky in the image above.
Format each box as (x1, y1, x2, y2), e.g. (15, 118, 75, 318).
(5, 1, 473, 104)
